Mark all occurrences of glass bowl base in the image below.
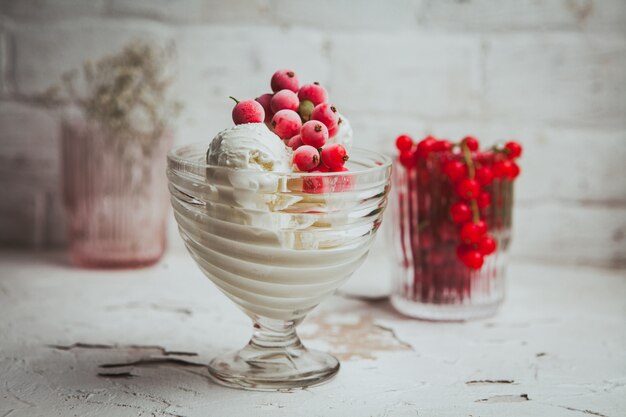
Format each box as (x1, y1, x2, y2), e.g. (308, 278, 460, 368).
(208, 343, 339, 391)
(391, 294, 503, 322)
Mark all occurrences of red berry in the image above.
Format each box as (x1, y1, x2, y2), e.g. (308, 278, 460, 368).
(455, 178, 480, 200)
(287, 134, 303, 150)
(311, 103, 339, 131)
(395, 135, 413, 152)
(475, 166, 494, 186)
(271, 109, 302, 139)
(399, 150, 415, 168)
(415, 136, 437, 159)
(297, 83, 328, 106)
(450, 202, 472, 224)
(478, 235, 497, 255)
(461, 249, 484, 269)
(456, 244, 470, 260)
(462, 136, 479, 151)
(477, 191, 491, 208)
(509, 162, 521, 179)
(433, 140, 453, 152)
(231, 98, 265, 125)
(255, 93, 273, 123)
(493, 160, 513, 179)
(443, 160, 467, 182)
(475, 220, 487, 235)
(505, 141, 523, 159)
(271, 69, 299, 93)
(321, 143, 348, 170)
(332, 165, 353, 191)
(293, 145, 320, 172)
(460, 222, 483, 245)
(270, 89, 299, 113)
(328, 120, 340, 138)
(302, 174, 326, 194)
(301, 120, 329, 148)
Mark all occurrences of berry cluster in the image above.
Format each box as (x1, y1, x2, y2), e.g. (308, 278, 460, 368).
(229, 69, 349, 174)
(395, 134, 522, 270)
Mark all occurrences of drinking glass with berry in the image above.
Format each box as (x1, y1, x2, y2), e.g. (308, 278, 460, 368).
(390, 134, 522, 320)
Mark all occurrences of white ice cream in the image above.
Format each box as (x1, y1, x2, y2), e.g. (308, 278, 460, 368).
(328, 113, 353, 151)
(206, 123, 290, 172)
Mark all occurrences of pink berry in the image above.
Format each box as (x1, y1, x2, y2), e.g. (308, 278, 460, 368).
(311, 103, 339, 131)
(271, 69, 299, 93)
(293, 145, 320, 172)
(298, 83, 328, 106)
(328, 118, 341, 137)
(303, 176, 325, 194)
(287, 134, 303, 150)
(270, 89, 299, 113)
(332, 165, 353, 192)
(301, 120, 328, 148)
(321, 143, 348, 170)
(231, 97, 265, 125)
(255, 93, 273, 123)
(271, 109, 302, 139)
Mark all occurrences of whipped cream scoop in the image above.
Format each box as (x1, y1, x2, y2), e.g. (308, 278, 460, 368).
(206, 123, 290, 172)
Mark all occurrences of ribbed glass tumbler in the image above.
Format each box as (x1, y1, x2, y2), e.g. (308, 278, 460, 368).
(390, 155, 514, 321)
(61, 120, 172, 268)
(167, 144, 391, 390)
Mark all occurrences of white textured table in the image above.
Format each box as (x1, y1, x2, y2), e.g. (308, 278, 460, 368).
(1, 250, 625, 417)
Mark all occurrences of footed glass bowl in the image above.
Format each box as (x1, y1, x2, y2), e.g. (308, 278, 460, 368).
(167, 143, 391, 390)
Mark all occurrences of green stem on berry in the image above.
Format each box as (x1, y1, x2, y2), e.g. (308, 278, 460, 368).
(229, 96, 240, 104)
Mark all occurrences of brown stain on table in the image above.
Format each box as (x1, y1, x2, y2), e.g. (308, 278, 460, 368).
(301, 313, 413, 361)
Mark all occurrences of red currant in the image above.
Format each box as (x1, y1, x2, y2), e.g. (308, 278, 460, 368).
(321, 143, 349, 170)
(509, 162, 521, 179)
(478, 235, 497, 255)
(460, 222, 484, 245)
(475, 166, 493, 186)
(450, 202, 472, 224)
(395, 135, 413, 152)
(462, 135, 479, 151)
(443, 160, 467, 182)
(505, 141, 523, 159)
(416, 136, 437, 159)
(461, 249, 484, 269)
(493, 160, 513, 179)
(433, 140, 452, 152)
(455, 178, 480, 200)
(399, 150, 415, 168)
(477, 191, 491, 208)
(475, 220, 487, 235)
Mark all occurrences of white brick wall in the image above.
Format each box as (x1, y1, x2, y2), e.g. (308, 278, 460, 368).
(0, 0, 624, 267)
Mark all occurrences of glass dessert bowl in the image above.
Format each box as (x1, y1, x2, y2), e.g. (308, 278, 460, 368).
(167, 143, 391, 390)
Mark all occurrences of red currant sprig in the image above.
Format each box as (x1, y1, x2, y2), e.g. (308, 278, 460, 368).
(394, 133, 523, 270)
(450, 137, 500, 269)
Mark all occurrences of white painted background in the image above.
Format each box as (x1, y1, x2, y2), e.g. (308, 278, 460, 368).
(0, 0, 625, 268)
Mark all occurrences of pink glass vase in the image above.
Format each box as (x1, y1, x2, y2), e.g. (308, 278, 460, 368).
(61, 120, 173, 268)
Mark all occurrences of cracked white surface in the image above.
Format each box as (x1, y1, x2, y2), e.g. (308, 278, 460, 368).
(0, 250, 625, 417)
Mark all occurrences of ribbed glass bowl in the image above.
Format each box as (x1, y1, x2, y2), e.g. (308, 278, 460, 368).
(167, 143, 391, 391)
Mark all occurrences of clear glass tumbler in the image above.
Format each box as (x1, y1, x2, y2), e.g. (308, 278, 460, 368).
(61, 120, 173, 268)
(390, 153, 514, 321)
(167, 144, 391, 390)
